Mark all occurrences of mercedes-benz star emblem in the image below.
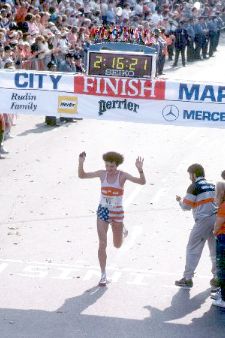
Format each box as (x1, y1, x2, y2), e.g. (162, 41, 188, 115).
(162, 105, 179, 121)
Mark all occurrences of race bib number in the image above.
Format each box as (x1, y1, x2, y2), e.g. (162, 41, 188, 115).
(101, 196, 117, 208)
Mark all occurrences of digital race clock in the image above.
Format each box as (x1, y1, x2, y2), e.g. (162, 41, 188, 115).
(87, 51, 153, 78)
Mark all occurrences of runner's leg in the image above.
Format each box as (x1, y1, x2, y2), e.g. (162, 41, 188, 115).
(97, 218, 109, 274)
(111, 222, 123, 248)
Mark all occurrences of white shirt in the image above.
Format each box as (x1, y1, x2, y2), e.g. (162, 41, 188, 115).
(151, 13, 162, 25)
(134, 4, 143, 16)
(122, 8, 131, 20)
(101, 3, 108, 16)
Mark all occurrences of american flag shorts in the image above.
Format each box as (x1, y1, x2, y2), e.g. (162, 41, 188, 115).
(97, 204, 124, 223)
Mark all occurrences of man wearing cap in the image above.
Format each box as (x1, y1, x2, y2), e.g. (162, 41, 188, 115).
(155, 28, 167, 76)
(214, 12, 223, 51)
(199, 16, 209, 59)
(105, 1, 116, 25)
(74, 54, 85, 73)
(172, 20, 188, 67)
(193, 17, 204, 60)
(184, 18, 195, 62)
(207, 15, 217, 57)
(58, 52, 76, 72)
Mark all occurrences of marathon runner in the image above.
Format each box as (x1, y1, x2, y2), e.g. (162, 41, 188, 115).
(78, 151, 146, 286)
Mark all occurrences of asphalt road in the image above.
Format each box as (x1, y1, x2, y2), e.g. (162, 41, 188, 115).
(1, 38, 225, 338)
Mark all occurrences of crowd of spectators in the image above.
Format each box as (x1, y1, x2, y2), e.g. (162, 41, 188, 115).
(0, 0, 225, 154)
(0, 0, 224, 73)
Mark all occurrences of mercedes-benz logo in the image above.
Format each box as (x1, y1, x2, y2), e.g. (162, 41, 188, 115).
(162, 105, 179, 121)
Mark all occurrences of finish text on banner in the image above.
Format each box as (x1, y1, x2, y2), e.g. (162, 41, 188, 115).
(74, 75, 166, 100)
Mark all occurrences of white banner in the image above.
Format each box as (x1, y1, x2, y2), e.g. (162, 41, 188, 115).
(74, 75, 225, 127)
(1, 70, 225, 127)
(0, 70, 77, 118)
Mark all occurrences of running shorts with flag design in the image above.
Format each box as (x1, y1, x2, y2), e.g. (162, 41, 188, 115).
(97, 204, 124, 223)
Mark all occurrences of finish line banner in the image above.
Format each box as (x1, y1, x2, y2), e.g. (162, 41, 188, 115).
(0, 70, 225, 127)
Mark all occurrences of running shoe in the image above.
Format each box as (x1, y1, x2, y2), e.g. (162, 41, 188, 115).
(211, 286, 221, 294)
(175, 277, 193, 288)
(98, 274, 107, 287)
(211, 289, 221, 301)
(0, 147, 9, 154)
(212, 298, 225, 308)
(5, 133, 14, 139)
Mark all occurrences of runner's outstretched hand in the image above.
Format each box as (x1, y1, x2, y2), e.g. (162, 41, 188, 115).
(135, 157, 144, 171)
(79, 152, 86, 164)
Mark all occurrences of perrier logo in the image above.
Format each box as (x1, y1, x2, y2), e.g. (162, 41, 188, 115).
(98, 99, 140, 115)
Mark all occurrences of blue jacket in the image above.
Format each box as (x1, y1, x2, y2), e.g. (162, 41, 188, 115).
(174, 27, 188, 48)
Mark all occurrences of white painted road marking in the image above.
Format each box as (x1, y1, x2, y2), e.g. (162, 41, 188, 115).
(124, 185, 144, 210)
(0, 259, 211, 287)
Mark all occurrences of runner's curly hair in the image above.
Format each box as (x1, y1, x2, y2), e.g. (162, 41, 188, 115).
(103, 152, 124, 166)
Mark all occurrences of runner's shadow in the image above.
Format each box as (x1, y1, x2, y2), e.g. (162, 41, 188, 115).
(1, 286, 224, 338)
(0, 285, 108, 338)
(57, 285, 108, 314)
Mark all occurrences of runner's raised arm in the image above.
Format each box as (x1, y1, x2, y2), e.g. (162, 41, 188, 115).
(78, 152, 103, 179)
(123, 157, 146, 185)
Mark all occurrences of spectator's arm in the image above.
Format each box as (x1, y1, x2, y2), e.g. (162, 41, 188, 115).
(177, 183, 197, 211)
